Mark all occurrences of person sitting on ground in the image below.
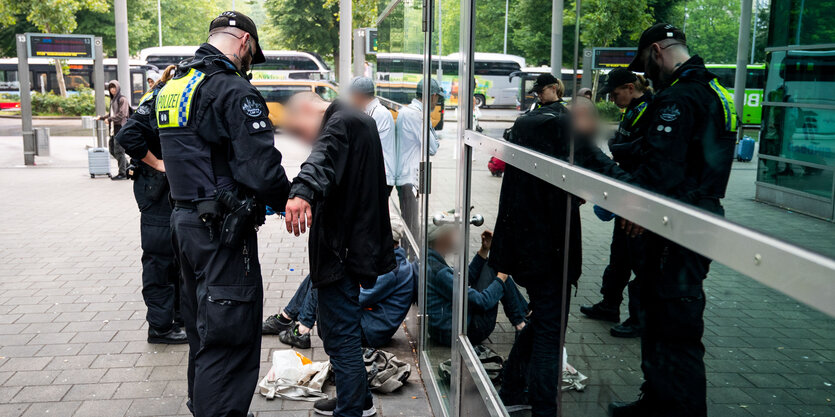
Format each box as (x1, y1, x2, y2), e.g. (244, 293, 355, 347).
(426, 221, 528, 347)
(262, 216, 418, 349)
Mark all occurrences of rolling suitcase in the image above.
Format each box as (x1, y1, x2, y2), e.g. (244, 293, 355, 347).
(88, 147, 111, 178)
(736, 136, 755, 162)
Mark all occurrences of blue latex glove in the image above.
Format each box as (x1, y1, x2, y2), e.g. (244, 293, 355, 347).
(265, 205, 276, 216)
(593, 205, 616, 222)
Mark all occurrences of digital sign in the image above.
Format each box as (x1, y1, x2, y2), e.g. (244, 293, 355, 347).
(365, 28, 378, 55)
(27, 34, 94, 60)
(592, 47, 638, 69)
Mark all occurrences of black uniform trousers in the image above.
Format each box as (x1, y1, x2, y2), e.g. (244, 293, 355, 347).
(171, 207, 263, 417)
(133, 172, 179, 332)
(638, 233, 709, 417)
(601, 222, 642, 320)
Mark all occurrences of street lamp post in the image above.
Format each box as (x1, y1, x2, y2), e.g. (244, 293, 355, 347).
(503, 0, 509, 54)
(157, 0, 163, 47)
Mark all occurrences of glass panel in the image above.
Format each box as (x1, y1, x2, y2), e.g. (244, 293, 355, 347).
(757, 158, 834, 199)
(767, 0, 835, 47)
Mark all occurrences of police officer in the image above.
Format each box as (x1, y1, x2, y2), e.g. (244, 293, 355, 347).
(580, 68, 653, 338)
(610, 23, 737, 417)
(156, 12, 291, 417)
(528, 73, 564, 111)
(116, 65, 186, 345)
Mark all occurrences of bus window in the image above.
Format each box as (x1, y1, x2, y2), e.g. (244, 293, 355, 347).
(65, 75, 91, 90)
(710, 67, 736, 89)
(260, 56, 319, 71)
(255, 85, 311, 103)
(315, 85, 338, 101)
(131, 72, 145, 106)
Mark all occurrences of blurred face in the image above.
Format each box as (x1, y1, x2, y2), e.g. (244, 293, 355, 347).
(108, 86, 117, 96)
(282, 101, 323, 145)
(429, 93, 440, 109)
(431, 229, 459, 257)
(349, 92, 371, 110)
(611, 84, 635, 108)
(571, 102, 598, 137)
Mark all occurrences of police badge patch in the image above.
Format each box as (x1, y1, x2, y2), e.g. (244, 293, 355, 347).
(136, 104, 151, 115)
(240, 95, 264, 118)
(659, 104, 680, 122)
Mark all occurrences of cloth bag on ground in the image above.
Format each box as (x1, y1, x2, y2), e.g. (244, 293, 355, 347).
(259, 349, 330, 401)
(364, 348, 411, 393)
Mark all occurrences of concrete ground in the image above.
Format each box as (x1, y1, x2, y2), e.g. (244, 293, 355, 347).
(0, 133, 431, 417)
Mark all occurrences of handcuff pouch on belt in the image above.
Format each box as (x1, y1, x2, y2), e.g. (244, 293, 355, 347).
(128, 160, 169, 202)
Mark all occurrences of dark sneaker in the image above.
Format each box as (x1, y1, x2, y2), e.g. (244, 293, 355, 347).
(500, 392, 531, 412)
(148, 327, 188, 344)
(111, 174, 127, 180)
(610, 317, 641, 338)
(579, 301, 620, 323)
(313, 396, 376, 416)
(279, 324, 311, 349)
(608, 397, 648, 417)
(262, 314, 293, 335)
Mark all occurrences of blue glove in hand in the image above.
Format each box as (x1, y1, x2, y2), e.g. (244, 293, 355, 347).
(265, 205, 276, 216)
(593, 205, 616, 222)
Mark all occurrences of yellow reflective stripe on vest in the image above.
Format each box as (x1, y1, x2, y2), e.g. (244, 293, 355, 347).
(630, 101, 649, 127)
(155, 68, 206, 128)
(138, 90, 154, 106)
(708, 78, 737, 132)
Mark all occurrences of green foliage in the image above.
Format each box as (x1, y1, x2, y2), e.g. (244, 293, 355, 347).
(31, 89, 95, 116)
(0, 93, 20, 102)
(564, 0, 653, 48)
(595, 100, 622, 121)
(0, 0, 109, 34)
(676, 0, 739, 64)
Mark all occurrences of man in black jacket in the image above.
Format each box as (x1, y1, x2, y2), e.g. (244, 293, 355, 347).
(491, 100, 632, 416)
(155, 12, 291, 417)
(283, 92, 395, 417)
(610, 23, 737, 417)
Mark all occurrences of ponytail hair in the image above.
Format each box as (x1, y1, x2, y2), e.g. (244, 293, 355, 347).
(158, 65, 177, 85)
(633, 74, 653, 94)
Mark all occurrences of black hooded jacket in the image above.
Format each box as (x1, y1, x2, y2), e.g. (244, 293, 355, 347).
(289, 100, 396, 288)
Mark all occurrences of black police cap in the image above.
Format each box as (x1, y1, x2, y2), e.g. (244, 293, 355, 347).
(529, 72, 559, 93)
(628, 23, 686, 72)
(210, 11, 266, 65)
(599, 68, 638, 95)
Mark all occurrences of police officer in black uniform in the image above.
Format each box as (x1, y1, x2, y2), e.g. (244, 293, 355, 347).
(116, 67, 187, 345)
(580, 68, 653, 338)
(529, 72, 564, 110)
(156, 12, 291, 417)
(609, 23, 738, 417)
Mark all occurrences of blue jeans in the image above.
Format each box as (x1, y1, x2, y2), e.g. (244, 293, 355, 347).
(283, 274, 318, 329)
(318, 276, 373, 417)
(499, 275, 570, 416)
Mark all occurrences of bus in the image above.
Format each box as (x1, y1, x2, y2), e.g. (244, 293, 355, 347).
(139, 46, 334, 81)
(706, 64, 766, 126)
(509, 66, 585, 110)
(0, 58, 156, 107)
(375, 52, 525, 108)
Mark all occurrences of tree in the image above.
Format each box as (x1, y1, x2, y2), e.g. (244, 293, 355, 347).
(0, 0, 109, 96)
(679, 0, 740, 64)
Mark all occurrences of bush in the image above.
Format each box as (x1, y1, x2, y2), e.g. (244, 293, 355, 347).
(0, 93, 19, 102)
(30, 88, 95, 116)
(595, 101, 622, 122)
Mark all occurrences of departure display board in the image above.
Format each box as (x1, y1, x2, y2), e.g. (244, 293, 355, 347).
(27, 34, 94, 60)
(592, 47, 638, 69)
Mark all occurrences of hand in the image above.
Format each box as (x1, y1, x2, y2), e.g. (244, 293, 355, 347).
(478, 230, 493, 258)
(285, 197, 312, 236)
(619, 218, 645, 238)
(497, 272, 509, 282)
(150, 158, 165, 173)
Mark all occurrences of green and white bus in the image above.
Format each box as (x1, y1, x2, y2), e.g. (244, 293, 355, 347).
(706, 63, 766, 126)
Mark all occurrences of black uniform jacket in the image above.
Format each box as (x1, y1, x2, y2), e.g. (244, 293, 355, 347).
(608, 93, 653, 173)
(488, 102, 632, 286)
(631, 56, 736, 214)
(289, 100, 396, 288)
(163, 44, 291, 209)
(117, 85, 163, 162)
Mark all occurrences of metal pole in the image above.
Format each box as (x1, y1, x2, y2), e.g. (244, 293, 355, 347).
(750, 0, 758, 65)
(115, 0, 130, 101)
(16, 34, 35, 166)
(551, 0, 564, 75)
(437, 0, 443, 81)
(94, 37, 106, 148)
(503, 0, 509, 54)
(353, 29, 364, 78)
(338, 0, 352, 93)
(734, 0, 753, 139)
(157, 0, 163, 47)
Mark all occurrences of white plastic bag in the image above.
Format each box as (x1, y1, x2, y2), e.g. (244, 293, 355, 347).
(562, 347, 588, 392)
(258, 349, 331, 401)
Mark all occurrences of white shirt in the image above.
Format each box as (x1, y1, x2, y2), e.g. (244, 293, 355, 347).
(393, 99, 439, 186)
(365, 98, 396, 185)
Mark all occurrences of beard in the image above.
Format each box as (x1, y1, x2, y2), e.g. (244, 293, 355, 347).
(240, 53, 252, 74)
(645, 57, 662, 86)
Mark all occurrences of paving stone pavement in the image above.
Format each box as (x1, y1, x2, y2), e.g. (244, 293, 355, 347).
(0, 135, 431, 417)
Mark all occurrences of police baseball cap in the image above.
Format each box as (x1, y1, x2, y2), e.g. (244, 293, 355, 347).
(528, 73, 559, 94)
(628, 23, 686, 72)
(349, 77, 375, 96)
(210, 11, 265, 65)
(417, 78, 443, 96)
(599, 68, 638, 95)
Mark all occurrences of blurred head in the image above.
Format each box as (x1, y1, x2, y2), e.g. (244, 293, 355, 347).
(629, 23, 689, 85)
(569, 96, 599, 137)
(577, 88, 593, 100)
(530, 73, 564, 104)
(416, 78, 443, 108)
(283, 92, 331, 144)
(427, 217, 457, 256)
(348, 76, 376, 110)
(208, 12, 265, 73)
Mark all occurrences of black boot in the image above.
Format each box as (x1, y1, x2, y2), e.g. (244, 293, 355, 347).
(608, 396, 649, 417)
(610, 317, 641, 338)
(579, 300, 620, 323)
(262, 314, 293, 335)
(148, 327, 188, 344)
(279, 323, 311, 349)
